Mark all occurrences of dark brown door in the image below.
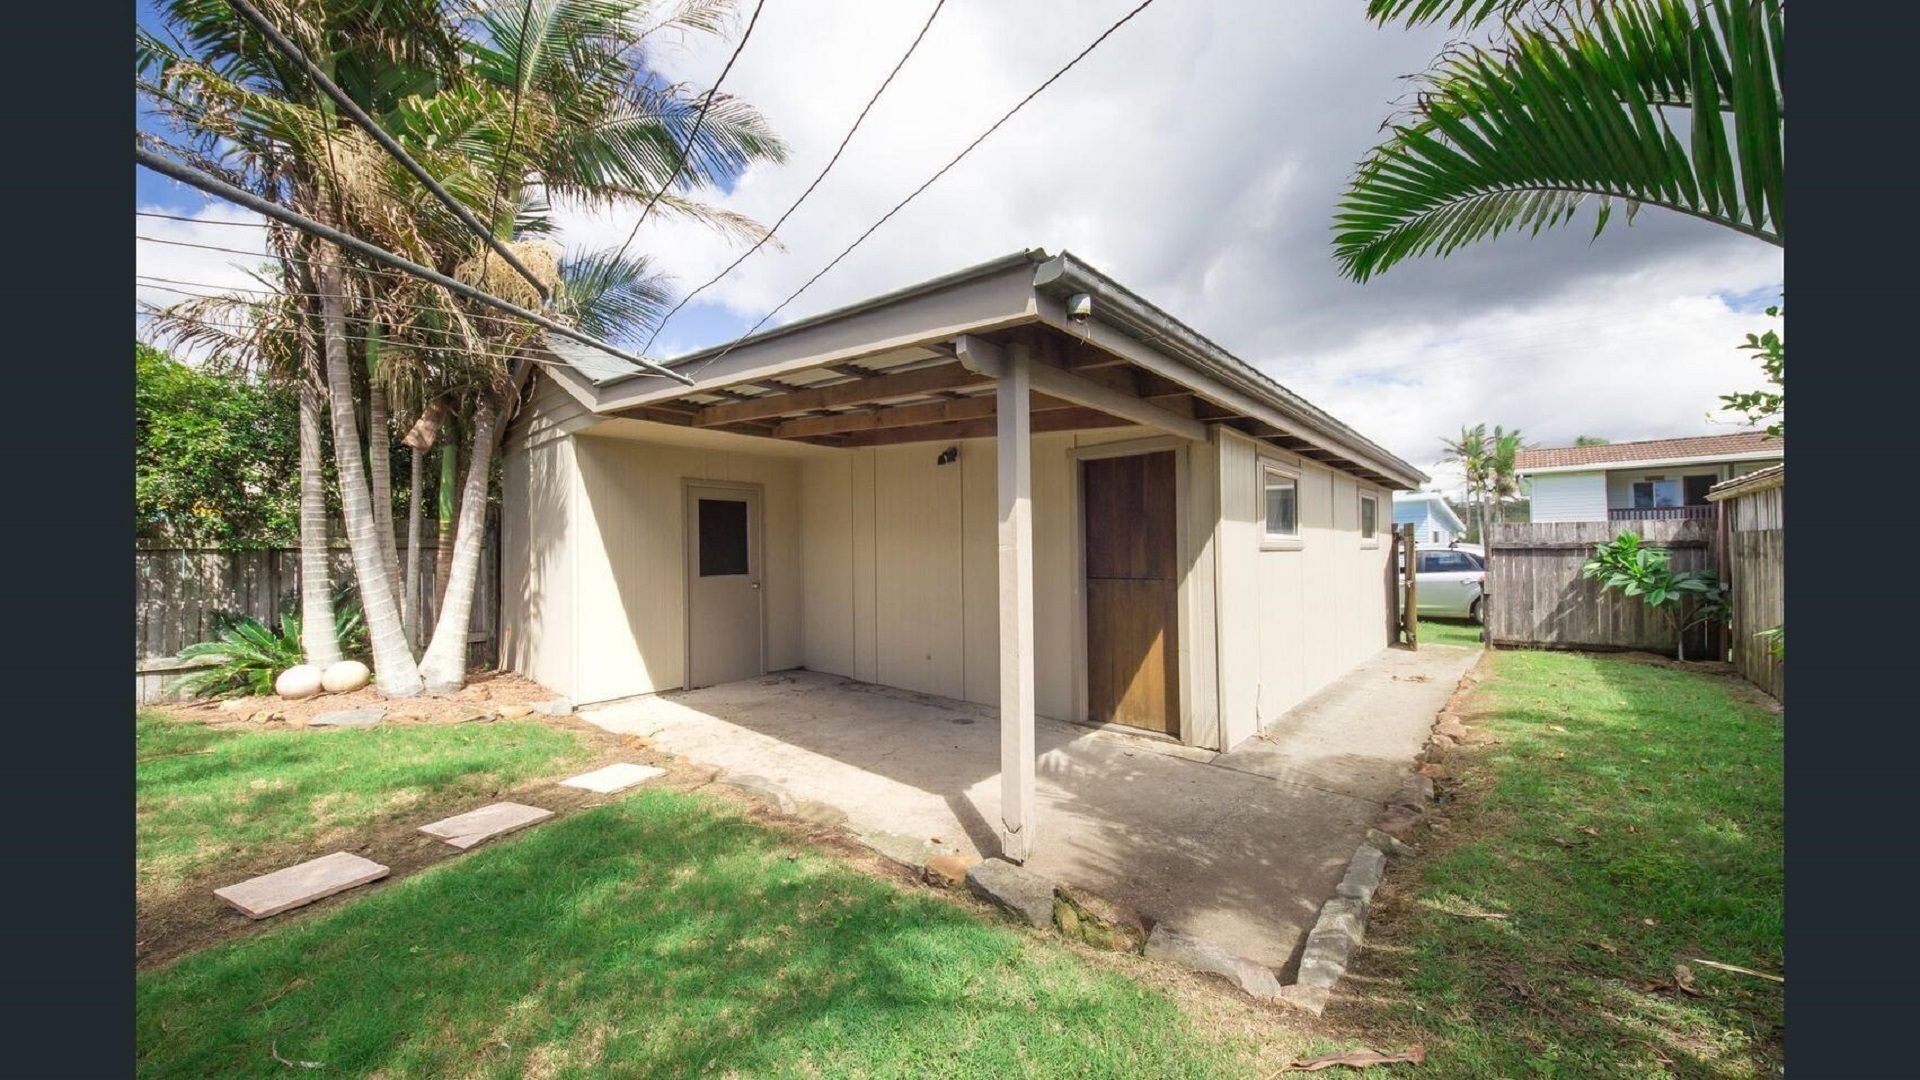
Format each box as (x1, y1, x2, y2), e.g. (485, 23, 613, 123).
(1082, 451, 1179, 735)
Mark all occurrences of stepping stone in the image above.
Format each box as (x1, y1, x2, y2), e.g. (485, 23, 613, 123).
(418, 802, 553, 850)
(560, 763, 665, 794)
(214, 852, 389, 920)
(311, 708, 384, 728)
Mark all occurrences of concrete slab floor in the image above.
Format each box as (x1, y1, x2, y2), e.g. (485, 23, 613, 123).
(582, 644, 1480, 974)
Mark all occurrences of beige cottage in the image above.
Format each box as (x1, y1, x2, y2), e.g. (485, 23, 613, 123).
(500, 250, 1425, 859)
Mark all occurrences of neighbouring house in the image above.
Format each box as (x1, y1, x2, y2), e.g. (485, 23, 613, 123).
(498, 249, 1425, 859)
(1517, 432, 1783, 524)
(1392, 490, 1466, 545)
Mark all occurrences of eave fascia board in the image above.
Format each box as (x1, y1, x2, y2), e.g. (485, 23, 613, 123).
(574, 254, 1049, 414)
(1030, 255, 1427, 488)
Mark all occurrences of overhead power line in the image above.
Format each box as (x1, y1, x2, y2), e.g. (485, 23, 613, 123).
(609, 0, 768, 265)
(643, 0, 948, 351)
(220, 0, 553, 303)
(137, 146, 694, 385)
(683, 0, 1164, 379)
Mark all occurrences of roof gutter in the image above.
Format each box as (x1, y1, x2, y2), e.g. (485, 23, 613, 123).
(1031, 253, 1426, 487)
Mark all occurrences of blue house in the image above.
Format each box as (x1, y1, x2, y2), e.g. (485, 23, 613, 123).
(1392, 491, 1466, 545)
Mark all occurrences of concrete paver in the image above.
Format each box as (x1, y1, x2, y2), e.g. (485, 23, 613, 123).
(213, 851, 389, 919)
(418, 802, 553, 850)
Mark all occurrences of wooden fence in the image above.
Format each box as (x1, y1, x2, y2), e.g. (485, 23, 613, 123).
(1484, 518, 1721, 659)
(1710, 466, 1784, 698)
(136, 521, 499, 702)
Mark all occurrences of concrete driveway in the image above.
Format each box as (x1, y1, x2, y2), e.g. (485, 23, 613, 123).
(582, 644, 1479, 974)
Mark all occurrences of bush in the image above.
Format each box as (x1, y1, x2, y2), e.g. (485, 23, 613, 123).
(1581, 532, 1728, 661)
(173, 588, 369, 698)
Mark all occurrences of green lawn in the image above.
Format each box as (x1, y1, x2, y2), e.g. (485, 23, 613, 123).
(1418, 617, 1485, 649)
(137, 710, 595, 894)
(1342, 650, 1783, 1077)
(137, 790, 1279, 1078)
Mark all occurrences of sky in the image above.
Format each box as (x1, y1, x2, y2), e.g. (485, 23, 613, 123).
(136, 0, 1783, 497)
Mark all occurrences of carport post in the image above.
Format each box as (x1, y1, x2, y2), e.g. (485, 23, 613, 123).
(996, 343, 1038, 862)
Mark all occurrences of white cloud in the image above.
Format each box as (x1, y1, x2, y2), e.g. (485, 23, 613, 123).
(135, 202, 273, 362)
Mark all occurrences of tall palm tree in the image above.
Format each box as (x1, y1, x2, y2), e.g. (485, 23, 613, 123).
(1440, 423, 1491, 542)
(1487, 425, 1525, 524)
(1335, 0, 1782, 281)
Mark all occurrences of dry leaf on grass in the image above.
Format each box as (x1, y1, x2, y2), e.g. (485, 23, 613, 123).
(1281, 1045, 1426, 1071)
(1642, 964, 1704, 998)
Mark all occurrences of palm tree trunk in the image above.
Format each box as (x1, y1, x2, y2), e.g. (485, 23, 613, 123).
(295, 375, 342, 667)
(367, 375, 405, 637)
(434, 441, 460, 613)
(404, 443, 427, 650)
(316, 249, 422, 697)
(418, 397, 499, 692)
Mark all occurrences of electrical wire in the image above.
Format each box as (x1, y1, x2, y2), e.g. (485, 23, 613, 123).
(679, 0, 1165, 380)
(641, 0, 948, 351)
(609, 0, 768, 265)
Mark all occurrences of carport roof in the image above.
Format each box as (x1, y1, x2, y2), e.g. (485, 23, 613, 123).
(532, 249, 1426, 489)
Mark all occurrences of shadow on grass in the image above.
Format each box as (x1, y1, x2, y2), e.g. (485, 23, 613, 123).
(1336, 650, 1783, 1077)
(137, 790, 1254, 1079)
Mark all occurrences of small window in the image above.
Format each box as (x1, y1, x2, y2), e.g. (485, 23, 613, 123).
(1261, 464, 1298, 542)
(697, 498, 749, 576)
(1359, 494, 1378, 541)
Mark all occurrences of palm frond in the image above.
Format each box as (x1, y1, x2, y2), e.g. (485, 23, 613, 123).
(555, 247, 672, 340)
(1336, 0, 1782, 282)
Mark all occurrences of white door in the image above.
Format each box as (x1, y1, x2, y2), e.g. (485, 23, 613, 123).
(685, 484, 764, 688)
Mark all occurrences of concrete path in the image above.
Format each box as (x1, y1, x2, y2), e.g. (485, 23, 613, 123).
(582, 645, 1479, 973)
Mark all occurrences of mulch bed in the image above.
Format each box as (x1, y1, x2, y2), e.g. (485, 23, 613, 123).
(169, 670, 562, 728)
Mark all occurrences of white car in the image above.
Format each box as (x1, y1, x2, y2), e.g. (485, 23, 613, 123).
(1413, 545, 1488, 622)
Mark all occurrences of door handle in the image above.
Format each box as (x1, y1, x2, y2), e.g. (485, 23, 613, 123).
(750, 580, 761, 590)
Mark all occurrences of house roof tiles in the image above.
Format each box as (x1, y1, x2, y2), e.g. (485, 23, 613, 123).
(1515, 432, 1782, 471)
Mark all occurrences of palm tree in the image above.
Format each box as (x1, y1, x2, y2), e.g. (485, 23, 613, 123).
(1487, 426, 1525, 524)
(399, 0, 782, 692)
(1335, 0, 1782, 281)
(1440, 423, 1491, 542)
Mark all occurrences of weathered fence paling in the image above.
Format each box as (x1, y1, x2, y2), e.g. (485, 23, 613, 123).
(1484, 518, 1720, 657)
(1709, 466, 1783, 699)
(135, 521, 500, 671)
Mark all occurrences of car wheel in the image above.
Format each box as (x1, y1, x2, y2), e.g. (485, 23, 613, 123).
(1469, 598, 1484, 625)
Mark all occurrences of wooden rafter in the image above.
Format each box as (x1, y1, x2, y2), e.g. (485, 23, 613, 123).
(831, 405, 1133, 448)
(691, 362, 989, 428)
(772, 392, 1073, 439)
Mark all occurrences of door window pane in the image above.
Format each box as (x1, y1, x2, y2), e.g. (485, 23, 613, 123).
(697, 498, 749, 576)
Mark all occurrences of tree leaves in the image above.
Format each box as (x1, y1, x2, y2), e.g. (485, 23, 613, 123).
(1336, 0, 1783, 281)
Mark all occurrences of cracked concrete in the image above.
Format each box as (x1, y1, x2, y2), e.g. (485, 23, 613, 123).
(582, 645, 1478, 973)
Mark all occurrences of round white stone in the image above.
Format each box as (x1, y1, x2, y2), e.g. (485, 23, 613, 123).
(320, 660, 372, 693)
(275, 664, 324, 699)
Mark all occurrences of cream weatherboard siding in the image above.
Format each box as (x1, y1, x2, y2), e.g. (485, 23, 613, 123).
(1527, 470, 1609, 523)
(1212, 428, 1394, 751)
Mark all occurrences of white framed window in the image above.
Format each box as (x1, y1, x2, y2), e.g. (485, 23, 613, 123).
(1261, 462, 1300, 547)
(1359, 493, 1379, 545)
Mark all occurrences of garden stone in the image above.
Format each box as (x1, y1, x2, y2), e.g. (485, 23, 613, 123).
(965, 858, 1055, 928)
(419, 802, 553, 850)
(560, 763, 664, 794)
(218, 698, 256, 713)
(1295, 897, 1367, 989)
(320, 660, 371, 693)
(495, 704, 534, 719)
(1143, 925, 1281, 999)
(1436, 719, 1470, 740)
(530, 698, 573, 716)
(214, 852, 388, 919)
(1053, 884, 1148, 953)
(1390, 774, 1435, 809)
(311, 708, 385, 729)
(1366, 828, 1416, 857)
(248, 710, 288, 725)
(1335, 845, 1388, 904)
(275, 664, 323, 700)
(1376, 804, 1424, 838)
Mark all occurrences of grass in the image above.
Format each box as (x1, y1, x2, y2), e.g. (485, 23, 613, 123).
(136, 710, 595, 894)
(1418, 617, 1485, 649)
(137, 790, 1278, 1078)
(1343, 650, 1783, 1077)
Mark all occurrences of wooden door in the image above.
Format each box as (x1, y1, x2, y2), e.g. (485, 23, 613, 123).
(1082, 451, 1179, 735)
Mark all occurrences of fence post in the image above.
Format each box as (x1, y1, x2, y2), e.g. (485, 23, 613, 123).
(1401, 522, 1418, 649)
